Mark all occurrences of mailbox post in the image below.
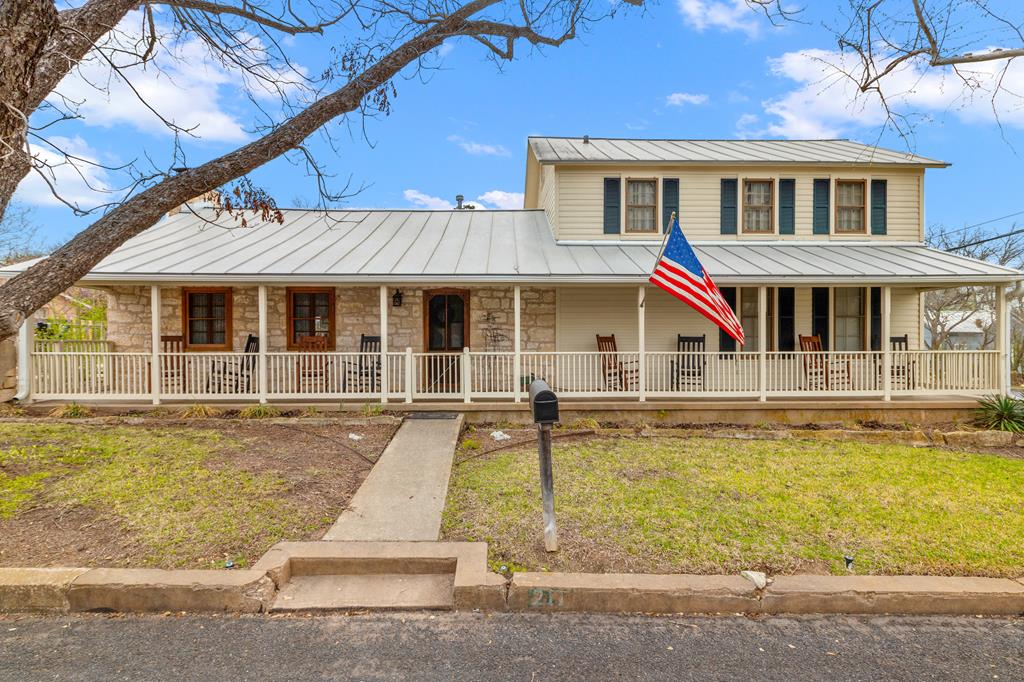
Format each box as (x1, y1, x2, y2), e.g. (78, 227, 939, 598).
(528, 379, 559, 552)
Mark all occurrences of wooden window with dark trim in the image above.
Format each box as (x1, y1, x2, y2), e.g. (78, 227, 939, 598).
(286, 287, 335, 350)
(624, 179, 658, 233)
(739, 287, 775, 353)
(743, 179, 774, 233)
(182, 288, 232, 351)
(835, 180, 866, 233)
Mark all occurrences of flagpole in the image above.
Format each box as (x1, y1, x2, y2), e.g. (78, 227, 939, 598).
(651, 211, 675, 276)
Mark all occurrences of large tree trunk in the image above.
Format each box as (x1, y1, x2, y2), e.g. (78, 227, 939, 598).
(0, 0, 60, 219)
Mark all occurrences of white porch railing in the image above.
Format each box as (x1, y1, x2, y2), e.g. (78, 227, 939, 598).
(28, 349, 1002, 402)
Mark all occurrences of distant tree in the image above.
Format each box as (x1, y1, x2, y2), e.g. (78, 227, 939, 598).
(924, 225, 1024, 350)
(0, 203, 47, 265)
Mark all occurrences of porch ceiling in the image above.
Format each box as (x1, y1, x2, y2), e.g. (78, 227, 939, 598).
(2, 208, 1019, 286)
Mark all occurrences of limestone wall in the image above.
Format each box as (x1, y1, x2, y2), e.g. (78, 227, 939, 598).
(104, 285, 557, 353)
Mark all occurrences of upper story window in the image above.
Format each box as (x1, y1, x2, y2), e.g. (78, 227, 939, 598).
(625, 179, 657, 233)
(743, 180, 773, 233)
(183, 288, 232, 351)
(835, 180, 866, 233)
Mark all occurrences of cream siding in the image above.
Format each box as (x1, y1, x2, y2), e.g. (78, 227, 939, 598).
(551, 165, 924, 242)
(538, 164, 558, 228)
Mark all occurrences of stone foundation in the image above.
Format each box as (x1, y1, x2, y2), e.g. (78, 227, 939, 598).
(104, 285, 557, 353)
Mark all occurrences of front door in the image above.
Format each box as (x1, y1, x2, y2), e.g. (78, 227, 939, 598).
(423, 290, 468, 393)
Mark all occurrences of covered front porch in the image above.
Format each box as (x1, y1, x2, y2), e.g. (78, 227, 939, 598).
(17, 281, 1011, 404)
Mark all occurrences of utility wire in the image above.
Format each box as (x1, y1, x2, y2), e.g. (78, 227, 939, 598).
(936, 209, 1024, 237)
(950, 227, 1024, 250)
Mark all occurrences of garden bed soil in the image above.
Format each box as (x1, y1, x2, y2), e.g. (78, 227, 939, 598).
(0, 419, 399, 570)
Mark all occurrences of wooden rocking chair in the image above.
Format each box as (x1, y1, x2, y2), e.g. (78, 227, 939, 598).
(295, 334, 330, 392)
(672, 334, 706, 391)
(799, 334, 850, 391)
(596, 334, 639, 391)
(207, 334, 259, 393)
(344, 334, 382, 393)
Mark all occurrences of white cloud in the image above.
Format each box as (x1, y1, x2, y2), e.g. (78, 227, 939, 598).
(403, 189, 453, 209)
(477, 190, 524, 209)
(677, 0, 764, 37)
(666, 92, 709, 106)
(752, 48, 1024, 139)
(45, 11, 307, 143)
(15, 136, 114, 208)
(446, 135, 510, 157)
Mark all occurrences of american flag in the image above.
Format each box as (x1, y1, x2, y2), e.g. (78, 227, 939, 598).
(649, 215, 745, 345)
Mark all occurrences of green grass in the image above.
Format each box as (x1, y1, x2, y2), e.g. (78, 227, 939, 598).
(442, 437, 1024, 577)
(0, 424, 320, 568)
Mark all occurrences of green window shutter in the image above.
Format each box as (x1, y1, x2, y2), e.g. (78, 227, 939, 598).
(777, 287, 795, 351)
(603, 178, 621, 234)
(719, 287, 737, 352)
(870, 287, 881, 351)
(720, 179, 738, 235)
(779, 179, 796, 235)
(811, 287, 830, 350)
(812, 179, 830, 235)
(870, 179, 887, 235)
(662, 178, 679, 233)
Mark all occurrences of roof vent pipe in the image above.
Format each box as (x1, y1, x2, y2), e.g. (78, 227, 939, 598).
(455, 194, 464, 210)
(583, 135, 590, 144)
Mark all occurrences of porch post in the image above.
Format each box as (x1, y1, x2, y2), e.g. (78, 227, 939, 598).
(882, 286, 892, 401)
(404, 347, 413, 403)
(997, 283, 1009, 396)
(258, 285, 268, 404)
(514, 285, 522, 403)
(637, 285, 646, 402)
(379, 285, 389, 403)
(14, 314, 32, 401)
(758, 285, 767, 402)
(150, 285, 161, 405)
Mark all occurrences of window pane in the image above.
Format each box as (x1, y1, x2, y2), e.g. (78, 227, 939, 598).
(740, 288, 758, 352)
(838, 182, 864, 206)
(628, 180, 656, 205)
(627, 206, 656, 231)
(744, 208, 771, 232)
(745, 181, 771, 206)
(834, 288, 865, 351)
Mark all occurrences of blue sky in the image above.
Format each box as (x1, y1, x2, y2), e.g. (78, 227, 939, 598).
(18, 0, 1024, 244)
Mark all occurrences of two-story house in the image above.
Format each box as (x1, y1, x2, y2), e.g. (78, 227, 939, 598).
(5, 136, 1020, 411)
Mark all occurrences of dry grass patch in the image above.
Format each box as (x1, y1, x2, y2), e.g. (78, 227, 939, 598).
(442, 437, 1024, 577)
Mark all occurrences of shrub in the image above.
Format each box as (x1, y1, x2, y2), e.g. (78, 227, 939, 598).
(568, 417, 600, 430)
(178, 403, 222, 419)
(975, 395, 1024, 433)
(359, 403, 384, 417)
(239, 404, 281, 420)
(300, 406, 320, 418)
(49, 402, 91, 418)
(461, 438, 481, 451)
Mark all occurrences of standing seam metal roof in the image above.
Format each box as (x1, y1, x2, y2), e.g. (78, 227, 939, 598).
(0, 208, 1016, 284)
(528, 137, 948, 167)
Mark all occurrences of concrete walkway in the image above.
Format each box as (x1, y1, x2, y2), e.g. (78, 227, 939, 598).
(323, 415, 463, 542)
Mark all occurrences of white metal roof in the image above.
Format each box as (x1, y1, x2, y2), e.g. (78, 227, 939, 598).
(528, 137, 948, 167)
(2, 208, 1016, 285)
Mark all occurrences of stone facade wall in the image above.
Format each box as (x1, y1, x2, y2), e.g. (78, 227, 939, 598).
(105, 284, 557, 353)
(0, 338, 16, 401)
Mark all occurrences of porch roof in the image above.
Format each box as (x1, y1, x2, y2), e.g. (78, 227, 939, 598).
(2, 208, 1019, 285)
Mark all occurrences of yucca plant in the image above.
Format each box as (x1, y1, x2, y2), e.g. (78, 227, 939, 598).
(975, 395, 1024, 433)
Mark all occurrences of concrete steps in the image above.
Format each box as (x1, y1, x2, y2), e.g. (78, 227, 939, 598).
(271, 573, 454, 612)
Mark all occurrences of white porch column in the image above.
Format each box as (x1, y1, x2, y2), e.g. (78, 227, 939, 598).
(258, 285, 268, 404)
(638, 285, 646, 402)
(997, 284, 1010, 396)
(514, 285, 522, 403)
(14, 314, 33, 401)
(150, 285, 161, 405)
(757, 285, 767, 402)
(379, 285, 389, 403)
(882, 286, 892, 401)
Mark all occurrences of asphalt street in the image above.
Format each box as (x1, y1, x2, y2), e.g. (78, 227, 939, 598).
(1, 611, 1021, 681)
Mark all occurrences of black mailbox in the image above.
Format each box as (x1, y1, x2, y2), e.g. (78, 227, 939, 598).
(528, 379, 559, 424)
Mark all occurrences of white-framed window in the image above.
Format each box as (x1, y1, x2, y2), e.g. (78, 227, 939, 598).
(625, 179, 658, 233)
(835, 180, 866, 233)
(743, 180, 774, 233)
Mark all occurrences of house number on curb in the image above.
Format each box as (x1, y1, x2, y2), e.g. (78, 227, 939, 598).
(527, 588, 565, 608)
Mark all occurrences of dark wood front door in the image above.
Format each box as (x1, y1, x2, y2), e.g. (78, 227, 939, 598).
(423, 290, 468, 393)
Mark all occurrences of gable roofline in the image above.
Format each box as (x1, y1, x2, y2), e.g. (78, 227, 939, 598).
(528, 136, 949, 168)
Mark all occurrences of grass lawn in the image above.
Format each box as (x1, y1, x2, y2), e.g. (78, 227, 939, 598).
(0, 421, 393, 569)
(442, 437, 1024, 577)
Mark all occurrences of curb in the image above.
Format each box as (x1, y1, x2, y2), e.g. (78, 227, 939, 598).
(505, 572, 1024, 616)
(4, 562, 1024, 617)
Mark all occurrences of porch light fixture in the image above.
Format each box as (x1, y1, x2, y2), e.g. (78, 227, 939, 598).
(392, 290, 403, 307)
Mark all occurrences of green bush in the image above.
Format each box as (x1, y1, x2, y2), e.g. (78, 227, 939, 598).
(239, 404, 281, 419)
(975, 395, 1024, 433)
(48, 402, 91, 419)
